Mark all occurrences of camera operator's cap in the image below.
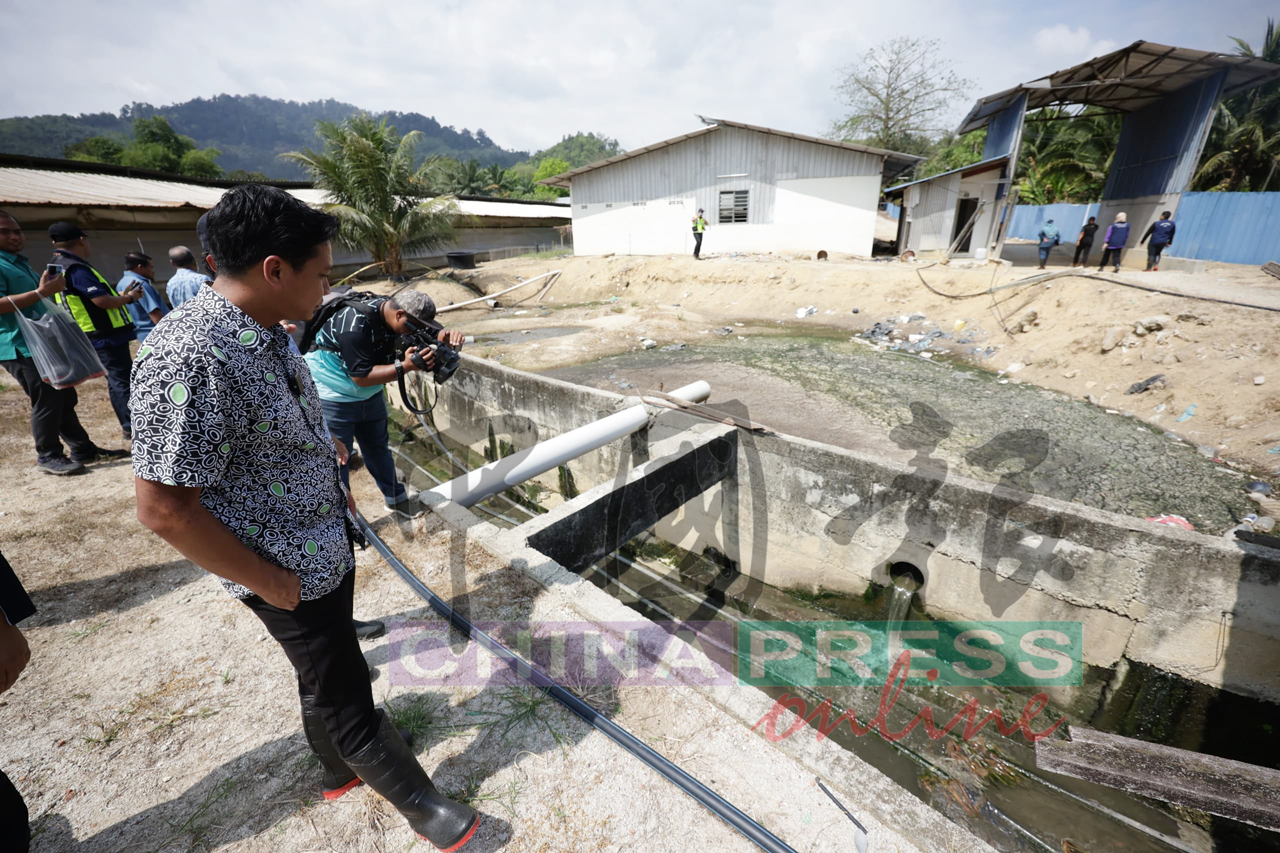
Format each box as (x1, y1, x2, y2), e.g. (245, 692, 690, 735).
(48, 221, 86, 242)
(393, 289, 443, 333)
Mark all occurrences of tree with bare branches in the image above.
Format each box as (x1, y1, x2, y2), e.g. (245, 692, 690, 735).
(829, 37, 973, 157)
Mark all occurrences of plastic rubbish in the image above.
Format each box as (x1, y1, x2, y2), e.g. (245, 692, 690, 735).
(1146, 514, 1195, 530)
(1175, 405, 1198, 422)
(795, 305, 818, 318)
(1125, 374, 1167, 395)
(1247, 481, 1273, 495)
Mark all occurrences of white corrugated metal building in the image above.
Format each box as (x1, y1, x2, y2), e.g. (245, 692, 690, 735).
(540, 118, 920, 257)
(0, 154, 570, 285)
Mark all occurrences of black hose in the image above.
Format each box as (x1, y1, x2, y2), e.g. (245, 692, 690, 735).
(355, 513, 800, 853)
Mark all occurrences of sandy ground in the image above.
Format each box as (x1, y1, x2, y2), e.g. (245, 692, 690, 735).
(410, 247, 1280, 480)
(0, 372, 961, 852)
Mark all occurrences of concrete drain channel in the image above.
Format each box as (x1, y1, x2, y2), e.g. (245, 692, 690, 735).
(382, 406, 1280, 853)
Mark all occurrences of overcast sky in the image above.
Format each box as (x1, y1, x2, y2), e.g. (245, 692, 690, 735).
(0, 1, 1273, 153)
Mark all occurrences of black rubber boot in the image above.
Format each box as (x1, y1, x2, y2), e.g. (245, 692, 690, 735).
(353, 618, 387, 640)
(300, 695, 362, 800)
(344, 711, 478, 850)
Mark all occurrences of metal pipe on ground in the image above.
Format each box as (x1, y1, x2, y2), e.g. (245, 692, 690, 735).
(354, 513, 800, 853)
(428, 380, 712, 508)
(436, 270, 563, 314)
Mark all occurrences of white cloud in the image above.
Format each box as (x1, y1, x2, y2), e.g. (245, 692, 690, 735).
(0, 2, 1257, 154)
(1031, 25, 1120, 64)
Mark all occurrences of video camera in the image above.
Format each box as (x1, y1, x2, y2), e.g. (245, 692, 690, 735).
(399, 316, 461, 386)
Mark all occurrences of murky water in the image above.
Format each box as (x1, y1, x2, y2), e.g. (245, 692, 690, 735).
(387, 397, 1279, 852)
(545, 333, 1257, 533)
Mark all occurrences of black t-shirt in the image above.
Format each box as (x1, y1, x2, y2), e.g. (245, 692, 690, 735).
(314, 297, 395, 378)
(1080, 222, 1099, 243)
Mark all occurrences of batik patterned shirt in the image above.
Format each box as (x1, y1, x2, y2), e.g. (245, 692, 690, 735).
(130, 286, 353, 600)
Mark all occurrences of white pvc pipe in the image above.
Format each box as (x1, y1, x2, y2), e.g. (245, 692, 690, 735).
(436, 270, 562, 313)
(430, 380, 711, 508)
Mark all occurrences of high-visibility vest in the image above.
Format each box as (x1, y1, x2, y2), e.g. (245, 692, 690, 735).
(693, 217, 707, 233)
(54, 263, 132, 336)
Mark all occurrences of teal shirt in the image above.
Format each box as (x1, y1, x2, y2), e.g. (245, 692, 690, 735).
(0, 250, 44, 361)
(303, 349, 383, 402)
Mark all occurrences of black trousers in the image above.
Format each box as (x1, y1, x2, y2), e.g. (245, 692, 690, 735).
(1099, 247, 1124, 269)
(693, 232, 703, 257)
(0, 769, 28, 853)
(240, 570, 379, 758)
(1072, 241, 1092, 266)
(1, 354, 95, 463)
(94, 342, 132, 434)
(1146, 242, 1167, 268)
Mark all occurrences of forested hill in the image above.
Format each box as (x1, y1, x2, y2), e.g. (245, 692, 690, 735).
(0, 94, 529, 179)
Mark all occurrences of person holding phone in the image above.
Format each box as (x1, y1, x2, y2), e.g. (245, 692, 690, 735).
(48, 222, 143, 441)
(117, 251, 169, 342)
(0, 212, 128, 474)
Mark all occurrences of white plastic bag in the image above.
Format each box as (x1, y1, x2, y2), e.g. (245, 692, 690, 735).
(5, 295, 105, 388)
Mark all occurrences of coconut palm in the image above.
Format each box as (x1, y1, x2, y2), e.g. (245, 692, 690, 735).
(1194, 18, 1280, 191)
(283, 115, 459, 276)
(448, 159, 489, 196)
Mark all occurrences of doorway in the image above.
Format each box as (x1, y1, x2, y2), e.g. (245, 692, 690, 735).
(952, 197, 979, 253)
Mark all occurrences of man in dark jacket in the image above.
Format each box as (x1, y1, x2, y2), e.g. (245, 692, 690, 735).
(1073, 216, 1098, 267)
(1140, 211, 1176, 272)
(48, 222, 145, 440)
(0, 549, 36, 851)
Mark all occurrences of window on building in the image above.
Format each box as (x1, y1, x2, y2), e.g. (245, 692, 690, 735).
(718, 190, 748, 224)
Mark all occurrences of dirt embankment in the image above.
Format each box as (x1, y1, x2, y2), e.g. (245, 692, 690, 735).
(422, 251, 1280, 477)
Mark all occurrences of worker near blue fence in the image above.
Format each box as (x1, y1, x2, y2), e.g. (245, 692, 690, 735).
(117, 252, 169, 343)
(1097, 212, 1130, 273)
(131, 185, 479, 851)
(1072, 216, 1098, 267)
(692, 208, 707, 259)
(1140, 210, 1176, 272)
(303, 289, 465, 519)
(1036, 219, 1061, 269)
(49, 222, 144, 441)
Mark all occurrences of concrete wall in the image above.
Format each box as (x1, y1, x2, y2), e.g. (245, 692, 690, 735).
(413, 355, 1280, 703)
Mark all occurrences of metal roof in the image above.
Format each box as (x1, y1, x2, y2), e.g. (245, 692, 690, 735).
(883, 155, 1010, 195)
(539, 117, 924, 188)
(958, 40, 1280, 134)
(0, 167, 569, 219)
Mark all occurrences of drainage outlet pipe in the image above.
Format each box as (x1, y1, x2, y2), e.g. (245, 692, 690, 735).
(355, 513, 799, 853)
(429, 380, 711, 508)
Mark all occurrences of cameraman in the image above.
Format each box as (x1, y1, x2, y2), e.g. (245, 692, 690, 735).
(304, 290, 464, 518)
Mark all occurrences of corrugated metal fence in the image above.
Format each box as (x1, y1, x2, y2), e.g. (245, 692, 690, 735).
(1164, 192, 1280, 266)
(1007, 203, 1100, 242)
(1003, 193, 1279, 265)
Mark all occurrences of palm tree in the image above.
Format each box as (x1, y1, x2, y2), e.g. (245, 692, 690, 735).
(448, 159, 489, 196)
(481, 163, 514, 196)
(283, 115, 459, 277)
(1194, 18, 1280, 191)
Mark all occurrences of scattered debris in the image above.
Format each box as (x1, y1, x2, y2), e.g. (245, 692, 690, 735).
(1125, 374, 1167, 395)
(1146, 514, 1195, 530)
(1247, 481, 1273, 495)
(1013, 310, 1038, 334)
(1177, 312, 1213, 325)
(1006, 362, 1026, 374)
(1197, 445, 1218, 458)
(1262, 261, 1280, 281)
(660, 343, 687, 352)
(795, 305, 818, 318)
(1255, 376, 1266, 385)
(851, 307, 860, 314)
(817, 250, 828, 261)
(1227, 414, 1249, 429)
(1135, 315, 1173, 334)
(1176, 405, 1198, 422)
(1063, 369, 1080, 379)
(641, 339, 657, 350)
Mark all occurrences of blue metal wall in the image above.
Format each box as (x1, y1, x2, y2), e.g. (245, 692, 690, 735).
(1006, 203, 1100, 242)
(884, 203, 900, 220)
(1165, 192, 1280, 265)
(982, 92, 1028, 161)
(1103, 71, 1225, 200)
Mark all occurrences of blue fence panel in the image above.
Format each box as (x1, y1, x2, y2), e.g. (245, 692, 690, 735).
(883, 203, 900, 220)
(1006, 203, 1100, 242)
(1167, 192, 1280, 266)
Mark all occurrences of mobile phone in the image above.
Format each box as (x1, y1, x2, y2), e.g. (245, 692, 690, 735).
(46, 263, 64, 276)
